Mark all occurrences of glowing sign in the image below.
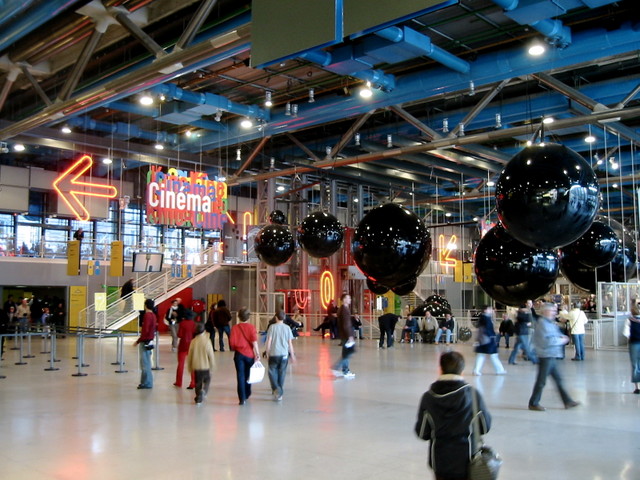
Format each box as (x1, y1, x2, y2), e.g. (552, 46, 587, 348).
(291, 289, 311, 311)
(146, 166, 229, 228)
(242, 211, 252, 257)
(53, 155, 118, 221)
(320, 270, 335, 310)
(438, 234, 457, 269)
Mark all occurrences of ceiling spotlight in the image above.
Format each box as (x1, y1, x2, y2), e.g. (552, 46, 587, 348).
(354, 198, 359, 203)
(276, 185, 286, 192)
(13, 143, 25, 152)
(159, 94, 166, 101)
(528, 41, 546, 56)
(154, 143, 164, 150)
(387, 134, 393, 148)
(359, 81, 373, 99)
(236, 148, 241, 161)
(240, 118, 253, 129)
(265, 91, 273, 108)
(325, 145, 332, 156)
(584, 134, 596, 143)
(218, 175, 226, 182)
(291, 103, 298, 118)
(609, 157, 619, 169)
(308, 88, 315, 103)
(612, 183, 618, 188)
(542, 116, 554, 124)
(495, 113, 502, 129)
(442, 118, 449, 133)
(139, 93, 153, 106)
(354, 132, 361, 146)
(526, 140, 533, 147)
(185, 129, 193, 138)
(486, 181, 495, 187)
(102, 158, 113, 165)
(445, 212, 452, 217)
(61, 125, 72, 134)
(468, 80, 475, 96)
(214, 110, 222, 122)
(285, 102, 291, 116)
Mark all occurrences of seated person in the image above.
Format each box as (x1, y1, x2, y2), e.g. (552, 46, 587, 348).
(434, 313, 455, 344)
(419, 311, 437, 343)
(401, 316, 418, 343)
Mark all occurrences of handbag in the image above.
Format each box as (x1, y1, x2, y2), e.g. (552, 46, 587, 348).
(247, 360, 265, 384)
(469, 388, 502, 480)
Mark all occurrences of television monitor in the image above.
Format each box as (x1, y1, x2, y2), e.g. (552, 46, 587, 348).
(132, 252, 164, 272)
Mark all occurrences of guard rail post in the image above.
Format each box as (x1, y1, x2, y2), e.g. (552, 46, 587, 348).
(152, 329, 163, 371)
(45, 328, 60, 371)
(72, 333, 88, 377)
(15, 333, 27, 365)
(24, 329, 35, 358)
(114, 332, 128, 373)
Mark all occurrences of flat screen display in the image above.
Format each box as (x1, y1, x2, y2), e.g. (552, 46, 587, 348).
(132, 252, 164, 272)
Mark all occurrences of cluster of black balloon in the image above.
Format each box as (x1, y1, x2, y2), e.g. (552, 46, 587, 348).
(352, 203, 432, 296)
(411, 295, 452, 319)
(254, 210, 345, 267)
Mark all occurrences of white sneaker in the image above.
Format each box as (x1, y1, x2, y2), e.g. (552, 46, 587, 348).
(343, 371, 356, 378)
(331, 369, 344, 377)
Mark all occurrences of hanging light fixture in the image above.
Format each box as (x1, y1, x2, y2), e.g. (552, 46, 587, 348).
(468, 80, 475, 96)
(265, 91, 273, 107)
(291, 104, 298, 118)
(236, 148, 241, 161)
(14, 143, 25, 152)
(139, 92, 154, 105)
(359, 81, 373, 99)
(442, 118, 449, 133)
(585, 134, 596, 143)
(495, 113, 502, 129)
(528, 40, 546, 56)
(387, 134, 393, 148)
(240, 117, 253, 129)
(284, 102, 292, 116)
(154, 143, 164, 150)
(61, 125, 72, 134)
(354, 133, 361, 146)
(308, 88, 315, 103)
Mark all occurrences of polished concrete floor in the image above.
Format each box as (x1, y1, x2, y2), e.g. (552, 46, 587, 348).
(1, 332, 638, 480)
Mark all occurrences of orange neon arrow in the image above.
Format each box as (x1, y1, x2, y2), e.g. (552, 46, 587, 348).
(53, 155, 118, 221)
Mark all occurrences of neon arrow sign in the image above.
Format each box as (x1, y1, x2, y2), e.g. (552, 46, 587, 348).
(53, 154, 118, 221)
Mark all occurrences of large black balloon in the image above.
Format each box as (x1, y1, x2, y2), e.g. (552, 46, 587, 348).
(352, 203, 431, 289)
(561, 218, 619, 268)
(269, 210, 287, 225)
(297, 211, 344, 258)
(474, 224, 560, 306)
(425, 295, 451, 310)
(560, 251, 596, 293)
(411, 302, 451, 318)
(392, 278, 417, 296)
(366, 279, 389, 295)
(495, 143, 599, 249)
(254, 225, 295, 266)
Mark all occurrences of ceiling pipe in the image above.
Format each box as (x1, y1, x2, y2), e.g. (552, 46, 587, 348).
(0, 67, 20, 112)
(491, 0, 571, 47)
(66, 116, 180, 145)
(174, 0, 219, 51)
(109, 6, 167, 58)
(375, 26, 470, 74)
(19, 64, 52, 106)
(0, 0, 37, 29)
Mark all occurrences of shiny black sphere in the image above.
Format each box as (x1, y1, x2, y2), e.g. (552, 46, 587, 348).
(561, 219, 619, 268)
(425, 295, 451, 310)
(254, 225, 295, 266)
(411, 302, 451, 318)
(268, 210, 287, 225)
(392, 278, 417, 296)
(297, 211, 344, 258)
(366, 279, 389, 295)
(352, 203, 432, 288)
(474, 224, 560, 307)
(560, 252, 596, 293)
(496, 143, 599, 249)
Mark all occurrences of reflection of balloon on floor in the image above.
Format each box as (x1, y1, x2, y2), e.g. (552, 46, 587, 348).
(352, 203, 431, 289)
(268, 210, 287, 225)
(297, 211, 344, 258)
(474, 224, 559, 306)
(366, 279, 389, 295)
(254, 225, 295, 266)
(495, 143, 599, 249)
(391, 278, 417, 296)
(561, 218, 618, 268)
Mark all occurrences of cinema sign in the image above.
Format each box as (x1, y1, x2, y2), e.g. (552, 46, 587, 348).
(146, 166, 229, 229)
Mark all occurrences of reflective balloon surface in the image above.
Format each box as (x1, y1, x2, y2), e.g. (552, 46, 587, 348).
(474, 224, 560, 306)
(352, 203, 432, 288)
(495, 143, 599, 249)
(561, 218, 619, 268)
(425, 295, 451, 310)
(297, 211, 344, 258)
(254, 225, 295, 266)
(366, 279, 389, 295)
(560, 252, 596, 293)
(269, 210, 287, 225)
(391, 278, 417, 296)
(411, 302, 451, 318)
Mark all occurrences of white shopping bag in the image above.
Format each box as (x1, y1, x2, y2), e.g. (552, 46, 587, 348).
(247, 360, 265, 384)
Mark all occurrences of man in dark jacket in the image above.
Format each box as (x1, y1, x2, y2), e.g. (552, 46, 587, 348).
(415, 351, 492, 480)
(509, 300, 538, 365)
(331, 294, 355, 378)
(212, 299, 232, 352)
(378, 312, 399, 348)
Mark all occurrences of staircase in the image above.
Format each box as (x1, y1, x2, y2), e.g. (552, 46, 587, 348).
(82, 247, 225, 333)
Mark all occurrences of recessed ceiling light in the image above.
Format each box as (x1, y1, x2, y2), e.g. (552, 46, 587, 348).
(102, 158, 113, 165)
(240, 118, 253, 129)
(139, 93, 153, 106)
(61, 125, 72, 134)
(13, 144, 25, 152)
(542, 117, 554, 124)
(585, 135, 596, 143)
(154, 143, 164, 150)
(487, 181, 495, 187)
(528, 41, 546, 56)
(264, 91, 273, 108)
(359, 81, 373, 99)
(276, 185, 285, 192)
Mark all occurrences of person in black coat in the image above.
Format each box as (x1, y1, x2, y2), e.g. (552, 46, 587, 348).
(472, 305, 506, 376)
(497, 313, 515, 348)
(415, 352, 492, 480)
(378, 312, 399, 348)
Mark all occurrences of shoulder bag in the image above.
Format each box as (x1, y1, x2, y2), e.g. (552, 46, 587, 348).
(469, 388, 502, 480)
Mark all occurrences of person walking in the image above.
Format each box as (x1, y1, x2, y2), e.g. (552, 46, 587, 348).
(497, 313, 515, 348)
(187, 322, 215, 405)
(528, 303, 580, 411)
(212, 299, 232, 352)
(165, 298, 182, 352)
(415, 351, 492, 480)
(135, 299, 157, 390)
(509, 301, 538, 365)
(331, 294, 356, 378)
(174, 310, 197, 389)
(566, 303, 589, 361)
(472, 305, 506, 376)
(622, 300, 640, 394)
(229, 308, 260, 405)
(265, 310, 296, 401)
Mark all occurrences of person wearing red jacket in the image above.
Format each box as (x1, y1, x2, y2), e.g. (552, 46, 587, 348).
(174, 310, 197, 389)
(135, 299, 157, 389)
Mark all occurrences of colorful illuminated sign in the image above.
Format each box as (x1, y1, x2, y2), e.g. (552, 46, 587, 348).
(438, 234, 457, 269)
(146, 166, 229, 228)
(320, 270, 335, 310)
(53, 155, 118, 221)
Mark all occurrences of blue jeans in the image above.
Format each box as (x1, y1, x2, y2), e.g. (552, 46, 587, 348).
(333, 344, 355, 373)
(629, 342, 640, 383)
(509, 334, 538, 364)
(434, 328, 451, 343)
(572, 334, 585, 360)
(529, 357, 574, 407)
(233, 352, 254, 402)
(268, 355, 289, 396)
(216, 325, 231, 351)
(139, 343, 153, 388)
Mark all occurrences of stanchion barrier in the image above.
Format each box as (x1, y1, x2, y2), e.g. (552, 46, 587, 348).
(0, 334, 7, 378)
(151, 330, 163, 371)
(10, 324, 19, 350)
(72, 333, 88, 377)
(15, 333, 27, 365)
(45, 330, 60, 372)
(114, 332, 128, 373)
(24, 330, 35, 359)
(40, 325, 51, 354)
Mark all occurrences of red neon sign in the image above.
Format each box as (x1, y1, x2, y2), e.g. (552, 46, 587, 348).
(320, 271, 335, 310)
(53, 155, 118, 221)
(438, 234, 457, 269)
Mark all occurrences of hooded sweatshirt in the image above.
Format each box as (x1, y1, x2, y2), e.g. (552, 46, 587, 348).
(415, 375, 491, 478)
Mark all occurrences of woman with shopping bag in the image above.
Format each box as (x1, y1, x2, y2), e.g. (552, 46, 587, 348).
(229, 307, 261, 405)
